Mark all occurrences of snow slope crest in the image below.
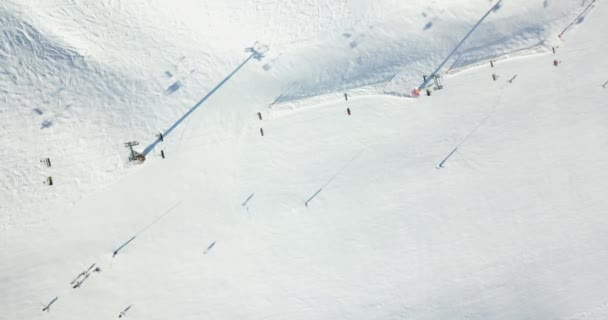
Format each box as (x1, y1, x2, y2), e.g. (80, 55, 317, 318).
(0, 12, 74, 59)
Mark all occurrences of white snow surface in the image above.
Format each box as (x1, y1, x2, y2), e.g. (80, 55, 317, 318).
(2, 0, 608, 319)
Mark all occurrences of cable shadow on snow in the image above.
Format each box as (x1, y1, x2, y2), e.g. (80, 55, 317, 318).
(143, 52, 257, 156)
(419, 0, 503, 89)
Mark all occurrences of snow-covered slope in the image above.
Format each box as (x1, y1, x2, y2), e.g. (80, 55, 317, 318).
(0, 0, 589, 229)
(2, 0, 608, 319)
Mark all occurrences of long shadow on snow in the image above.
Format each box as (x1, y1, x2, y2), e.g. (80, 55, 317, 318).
(419, 0, 503, 89)
(143, 52, 256, 156)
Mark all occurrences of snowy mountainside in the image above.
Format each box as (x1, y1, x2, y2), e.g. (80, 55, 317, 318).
(0, 7, 136, 228)
(2, 1, 608, 319)
(6, 0, 584, 98)
(0, 0, 590, 229)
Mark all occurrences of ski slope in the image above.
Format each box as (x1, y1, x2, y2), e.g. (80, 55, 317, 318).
(0, 0, 589, 228)
(2, 0, 608, 319)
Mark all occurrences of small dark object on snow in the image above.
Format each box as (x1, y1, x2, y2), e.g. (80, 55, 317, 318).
(119, 305, 132, 318)
(70, 264, 96, 285)
(42, 297, 58, 312)
(113, 236, 136, 258)
(41, 158, 51, 167)
(242, 193, 255, 206)
(260, 128, 264, 136)
(347, 108, 351, 115)
(72, 273, 91, 289)
(305, 188, 323, 207)
(41, 120, 53, 129)
(161, 150, 165, 159)
(204, 241, 216, 254)
(257, 112, 262, 120)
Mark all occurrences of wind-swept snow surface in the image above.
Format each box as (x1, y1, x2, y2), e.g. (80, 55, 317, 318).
(0, 0, 588, 228)
(2, 0, 608, 319)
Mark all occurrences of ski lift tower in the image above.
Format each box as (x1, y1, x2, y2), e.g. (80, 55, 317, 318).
(124, 141, 142, 161)
(433, 74, 444, 90)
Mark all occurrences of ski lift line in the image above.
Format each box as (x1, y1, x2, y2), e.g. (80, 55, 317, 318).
(304, 188, 323, 207)
(135, 201, 183, 236)
(113, 236, 136, 257)
(70, 263, 96, 285)
(436, 85, 506, 168)
(322, 148, 365, 190)
(437, 147, 458, 169)
(112, 201, 181, 258)
(41, 297, 58, 312)
(446, 54, 465, 74)
(203, 241, 216, 254)
(143, 52, 257, 156)
(268, 82, 297, 108)
(457, 106, 499, 148)
(304, 148, 365, 207)
(119, 305, 133, 318)
(242, 193, 255, 206)
(420, 0, 503, 89)
(559, 0, 597, 37)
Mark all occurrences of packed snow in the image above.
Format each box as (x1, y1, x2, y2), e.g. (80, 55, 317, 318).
(1, 0, 608, 319)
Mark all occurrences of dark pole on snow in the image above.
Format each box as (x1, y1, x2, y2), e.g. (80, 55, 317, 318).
(113, 236, 136, 257)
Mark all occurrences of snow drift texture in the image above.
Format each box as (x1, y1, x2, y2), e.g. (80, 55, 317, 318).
(2, 0, 608, 319)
